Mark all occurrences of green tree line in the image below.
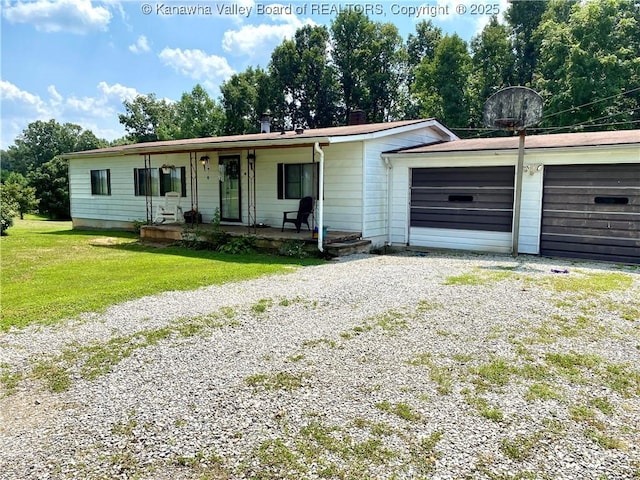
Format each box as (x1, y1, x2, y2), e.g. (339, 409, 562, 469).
(2, 0, 638, 232)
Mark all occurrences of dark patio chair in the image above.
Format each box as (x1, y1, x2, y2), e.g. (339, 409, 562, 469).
(282, 196, 314, 233)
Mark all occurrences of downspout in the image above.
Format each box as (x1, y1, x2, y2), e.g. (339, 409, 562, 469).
(314, 142, 324, 252)
(383, 155, 393, 246)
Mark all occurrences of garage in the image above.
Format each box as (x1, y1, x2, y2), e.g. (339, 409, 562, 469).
(541, 163, 640, 264)
(410, 166, 515, 232)
(407, 166, 515, 252)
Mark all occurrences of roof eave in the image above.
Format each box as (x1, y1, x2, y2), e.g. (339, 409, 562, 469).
(386, 141, 640, 159)
(328, 119, 458, 144)
(62, 136, 333, 159)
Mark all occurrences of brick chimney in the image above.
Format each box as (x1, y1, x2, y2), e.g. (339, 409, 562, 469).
(348, 109, 366, 125)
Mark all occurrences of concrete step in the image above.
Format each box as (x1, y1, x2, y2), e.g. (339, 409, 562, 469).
(324, 239, 372, 257)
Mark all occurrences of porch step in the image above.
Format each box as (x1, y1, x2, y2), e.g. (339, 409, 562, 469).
(324, 239, 372, 257)
(140, 224, 183, 241)
(323, 231, 362, 244)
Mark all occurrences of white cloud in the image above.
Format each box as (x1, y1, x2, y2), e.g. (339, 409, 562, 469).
(47, 85, 63, 104)
(3, 0, 112, 34)
(129, 35, 150, 54)
(1, 80, 48, 112)
(97, 81, 139, 102)
(222, 7, 314, 57)
(159, 48, 235, 86)
(0, 80, 140, 147)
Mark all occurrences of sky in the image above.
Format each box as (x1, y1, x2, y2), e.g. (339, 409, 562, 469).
(0, 0, 509, 148)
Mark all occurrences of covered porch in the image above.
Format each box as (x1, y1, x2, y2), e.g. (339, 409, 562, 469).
(140, 223, 371, 256)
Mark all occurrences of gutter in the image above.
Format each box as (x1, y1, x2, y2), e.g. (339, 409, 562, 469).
(61, 137, 332, 160)
(314, 142, 324, 253)
(383, 155, 393, 246)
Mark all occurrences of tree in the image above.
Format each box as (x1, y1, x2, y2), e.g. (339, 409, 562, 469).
(6, 120, 104, 175)
(118, 94, 178, 142)
(269, 38, 303, 128)
(2, 172, 38, 219)
(505, 0, 549, 85)
(0, 184, 18, 235)
(220, 67, 272, 134)
(330, 10, 374, 122)
(535, 0, 640, 130)
(406, 20, 442, 69)
(175, 84, 224, 138)
(469, 16, 516, 126)
(365, 22, 405, 122)
(413, 34, 472, 128)
(28, 157, 71, 220)
(405, 20, 443, 117)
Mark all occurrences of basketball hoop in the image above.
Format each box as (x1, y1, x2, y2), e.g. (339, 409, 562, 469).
(483, 86, 544, 258)
(483, 87, 543, 132)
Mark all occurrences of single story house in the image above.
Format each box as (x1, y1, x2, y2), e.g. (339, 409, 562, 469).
(63, 123, 639, 264)
(63, 118, 457, 249)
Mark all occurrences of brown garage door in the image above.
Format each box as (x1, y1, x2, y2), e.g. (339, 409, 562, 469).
(541, 164, 640, 264)
(410, 166, 515, 232)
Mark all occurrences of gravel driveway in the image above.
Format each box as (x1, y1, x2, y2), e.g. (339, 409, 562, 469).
(1, 252, 639, 479)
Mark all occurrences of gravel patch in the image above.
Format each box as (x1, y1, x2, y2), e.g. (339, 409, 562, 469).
(1, 252, 639, 479)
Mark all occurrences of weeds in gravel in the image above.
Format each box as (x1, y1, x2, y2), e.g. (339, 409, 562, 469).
(444, 268, 517, 286)
(407, 352, 455, 395)
(540, 271, 632, 294)
(0, 363, 22, 396)
(589, 396, 615, 415)
(500, 433, 541, 461)
(375, 400, 422, 422)
(585, 428, 627, 450)
(241, 420, 404, 479)
(17, 310, 242, 394)
(543, 351, 602, 379)
(462, 389, 504, 422)
(525, 383, 564, 402)
(603, 363, 640, 397)
(251, 298, 273, 314)
(409, 430, 443, 475)
(244, 371, 310, 391)
(301, 337, 337, 349)
(472, 358, 517, 389)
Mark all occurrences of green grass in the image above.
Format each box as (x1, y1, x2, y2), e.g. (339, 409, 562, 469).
(444, 268, 516, 286)
(375, 400, 422, 422)
(0, 217, 322, 331)
(541, 271, 633, 294)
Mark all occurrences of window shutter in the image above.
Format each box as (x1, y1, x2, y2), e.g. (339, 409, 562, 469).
(180, 167, 187, 197)
(106, 169, 111, 195)
(277, 163, 284, 199)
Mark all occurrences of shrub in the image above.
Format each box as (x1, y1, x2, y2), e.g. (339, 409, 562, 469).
(218, 236, 256, 255)
(0, 185, 18, 235)
(278, 240, 309, 258)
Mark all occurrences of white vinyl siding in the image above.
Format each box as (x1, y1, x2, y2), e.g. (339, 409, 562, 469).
(363, 129, 444, 246)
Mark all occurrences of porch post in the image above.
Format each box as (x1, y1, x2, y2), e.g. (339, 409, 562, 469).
(314, 142, 324, 252)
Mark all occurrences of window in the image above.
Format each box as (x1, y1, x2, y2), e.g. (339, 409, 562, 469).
(134, 168, 159, 196)
(91, 169, 111, 195)
(160, 167, 187, 197)
(277, 163, 318, 199)
(134, 167, 187, 197)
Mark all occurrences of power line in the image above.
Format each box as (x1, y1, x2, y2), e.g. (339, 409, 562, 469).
(543, 107, 640, 134)
(539, 85, 640, 122)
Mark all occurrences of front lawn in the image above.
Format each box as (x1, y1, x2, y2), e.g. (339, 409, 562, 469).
(0, 217, 322, 331)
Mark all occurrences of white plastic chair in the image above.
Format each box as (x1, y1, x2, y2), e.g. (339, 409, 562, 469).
(154, 192, 184, 224)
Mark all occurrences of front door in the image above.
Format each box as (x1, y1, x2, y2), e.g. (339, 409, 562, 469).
(219, 155, 241, 221)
